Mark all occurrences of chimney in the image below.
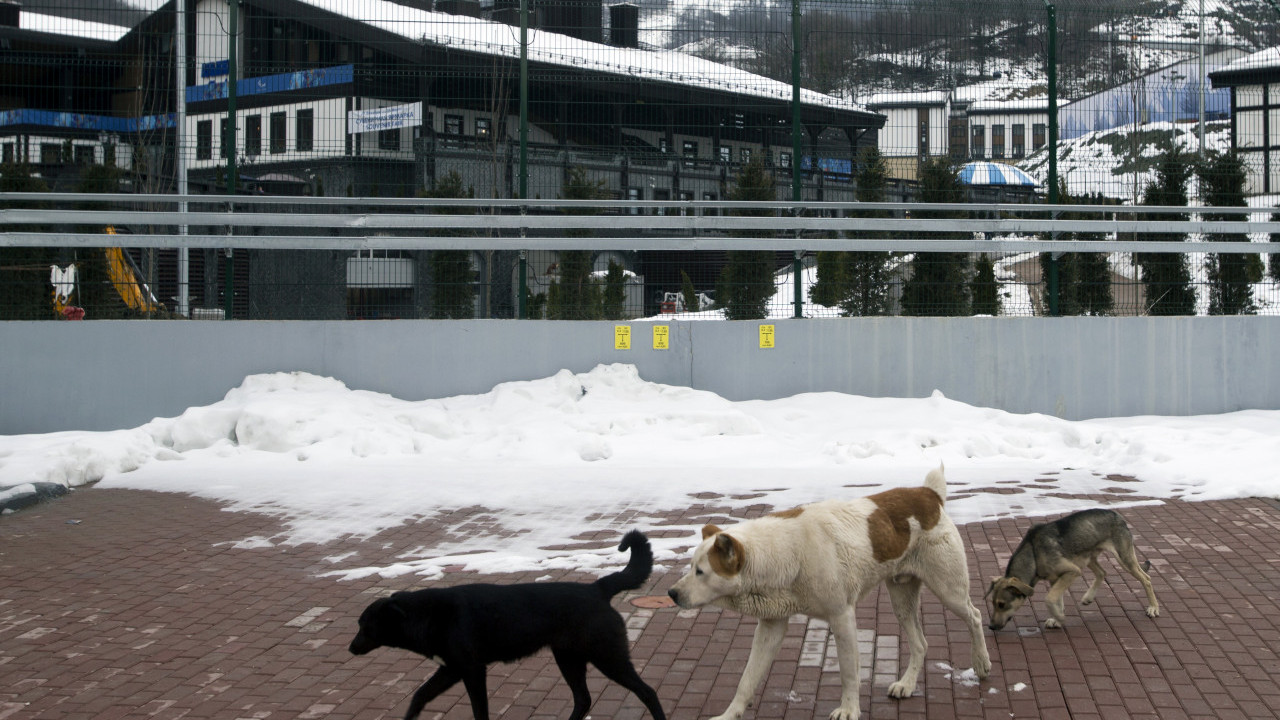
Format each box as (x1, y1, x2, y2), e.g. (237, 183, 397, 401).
(609, 3, 638, 49)
(434, 0, 482, 18)
(0, 1, 20, 29)
(541, 0, 602, 44)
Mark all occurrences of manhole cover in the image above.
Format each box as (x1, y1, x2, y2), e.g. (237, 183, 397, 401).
(631, 595, 676, 609)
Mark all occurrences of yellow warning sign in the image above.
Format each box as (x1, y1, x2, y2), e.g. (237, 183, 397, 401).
(653, 325, 670, 350)
(759, 324, 775, 349)
(614, 325, 631, 350)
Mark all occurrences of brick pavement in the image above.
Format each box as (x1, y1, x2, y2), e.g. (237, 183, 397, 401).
(2, 487, 1280, 720)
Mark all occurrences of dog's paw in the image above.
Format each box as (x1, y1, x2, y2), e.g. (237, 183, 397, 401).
(1080, 597, 1095, 606)
(887, 680, 916, 699)
(972, 654, 992, 679)
(827, 704, 860, 720)
(1146, 605, 1159, 618)
(1044, 618, 1063, 629)
(709, 709, 744, 720)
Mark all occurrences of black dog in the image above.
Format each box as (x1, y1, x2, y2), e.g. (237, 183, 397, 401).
(349, 529, 667, 720)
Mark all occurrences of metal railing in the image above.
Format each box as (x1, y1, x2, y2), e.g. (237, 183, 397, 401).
(3, 193, 1279, 320)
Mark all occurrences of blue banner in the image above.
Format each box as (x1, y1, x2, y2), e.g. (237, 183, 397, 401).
(0, 109, 176, 133)
(186, 64, 354, 104)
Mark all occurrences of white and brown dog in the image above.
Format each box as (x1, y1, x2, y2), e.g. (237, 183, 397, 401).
(667, 465, 990, 720)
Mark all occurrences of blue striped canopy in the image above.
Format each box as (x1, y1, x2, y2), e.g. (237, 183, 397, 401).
(958, 161, 1038, 187)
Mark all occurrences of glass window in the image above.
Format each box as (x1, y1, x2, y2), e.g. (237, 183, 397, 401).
(104, 143, 116, 167)
(779, 152, 792, 169)
(741, 147, 752, 164)
(991, 124, 1004, 158)
(220, 118, 232, 158)
(270, 112, 287, 154)
(682, 140, 698, 167)
(40, 143, 61, 164)
(296, 109, 314, 152)
(475, 117, 491, 140)
(1033, 123, 1046, 151)
(197, 120, 213, 160)
(2, 142, 13, 163)
(718, 145, 731, 163)
(378, 128, 400, 151)
(445, 115, 463, 135)
(245, 115, 262, 157)
(1012, 124, 1025, 158)
(970, 124, 985, 159)
(74, 145, 94, 164)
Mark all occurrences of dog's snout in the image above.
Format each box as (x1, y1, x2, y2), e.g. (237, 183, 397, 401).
(666, 589, 679, 603)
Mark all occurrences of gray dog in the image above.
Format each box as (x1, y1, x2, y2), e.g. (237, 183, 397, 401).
(986, 508, 1159, 630)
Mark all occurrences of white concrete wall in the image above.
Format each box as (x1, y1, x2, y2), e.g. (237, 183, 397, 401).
(4, 317, 1280, 434)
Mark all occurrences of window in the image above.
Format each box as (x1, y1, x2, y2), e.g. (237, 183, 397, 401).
(1012, 124, 1025, 158)
(296, 109, 314, 152)
(682, 140, 698, 167)
(1032, 123, 1046, 151)
(2, 142, 13, 163)
(626, 186, 641, 215)
(444, 115, 463, 135)
(719, 145, 731, 163)
(104, 144, 116, 166)
(778, 152, 792, 169)
(245, 114, 262, 157)
(653, 188, 670, 215)
(970, 125, 985, 159)
(741, 147, 752, 165)
(918, 108, 930, 157)
(949, 117, 967, 159)
(40, 143, 61, 164)
(270, 112, 287, 154)
(378, 128, 400, 151)
(74, 145, 94, 164)
(197, 120, 213, 160)
(220, 118, 231, 158)
(991, 124, 1004, 158)
(475, 117, 491, 140)
(659, 137, 670, 154)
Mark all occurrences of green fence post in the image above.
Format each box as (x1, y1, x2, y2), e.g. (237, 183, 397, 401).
(1045, 1, 1060, 317)
(224, 0, 238, 320)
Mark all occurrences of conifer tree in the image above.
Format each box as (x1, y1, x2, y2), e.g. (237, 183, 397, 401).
(549, 167, 607, 320)
(0, 163, 54, 319)
(842, 146, 893, 316)
(680, 269, 700, 313)
(601, 259, 626, 319)
(1040, 184, 1114, 316)
(901, 157, 969, 316)
(1271, 212, 1280, 284)
(717, 159, 777, 320)
(971, 255, 1000, 316)
(1197, 150, 1257, 315)
(421, 171, 478, 319)
(1137, 145, 1196, 315)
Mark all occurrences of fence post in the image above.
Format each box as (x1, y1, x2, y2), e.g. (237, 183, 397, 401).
(1045, 1, 1060, 316)
(224, 0, 238, 321)
(791, 0, 801, 204)
(793, 249, 803, 318)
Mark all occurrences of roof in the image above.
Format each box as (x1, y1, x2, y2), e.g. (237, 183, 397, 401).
(958, 161, 1038, 187)
(1209, 46, 1280, 87)
(295, 0, 875, 119)
(15, 10, 129, 42)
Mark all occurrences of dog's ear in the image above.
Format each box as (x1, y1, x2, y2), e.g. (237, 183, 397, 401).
(701, 524, 722, 540)
(984, 577, 1001, 599)
(1007, 578, 1035, 597)
(709, 532, 745, 575)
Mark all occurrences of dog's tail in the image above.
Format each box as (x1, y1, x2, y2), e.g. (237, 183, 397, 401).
(595, 529, 653, 599)
(924, 462, 947, 504)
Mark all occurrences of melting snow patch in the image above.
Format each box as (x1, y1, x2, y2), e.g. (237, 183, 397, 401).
(936, 662, 982, 687)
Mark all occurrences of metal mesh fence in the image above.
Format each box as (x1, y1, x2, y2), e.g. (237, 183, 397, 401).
(2, 0, 1280, 319)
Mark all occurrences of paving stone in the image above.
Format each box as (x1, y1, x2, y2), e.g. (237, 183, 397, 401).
(2, 488, 1280, 718)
